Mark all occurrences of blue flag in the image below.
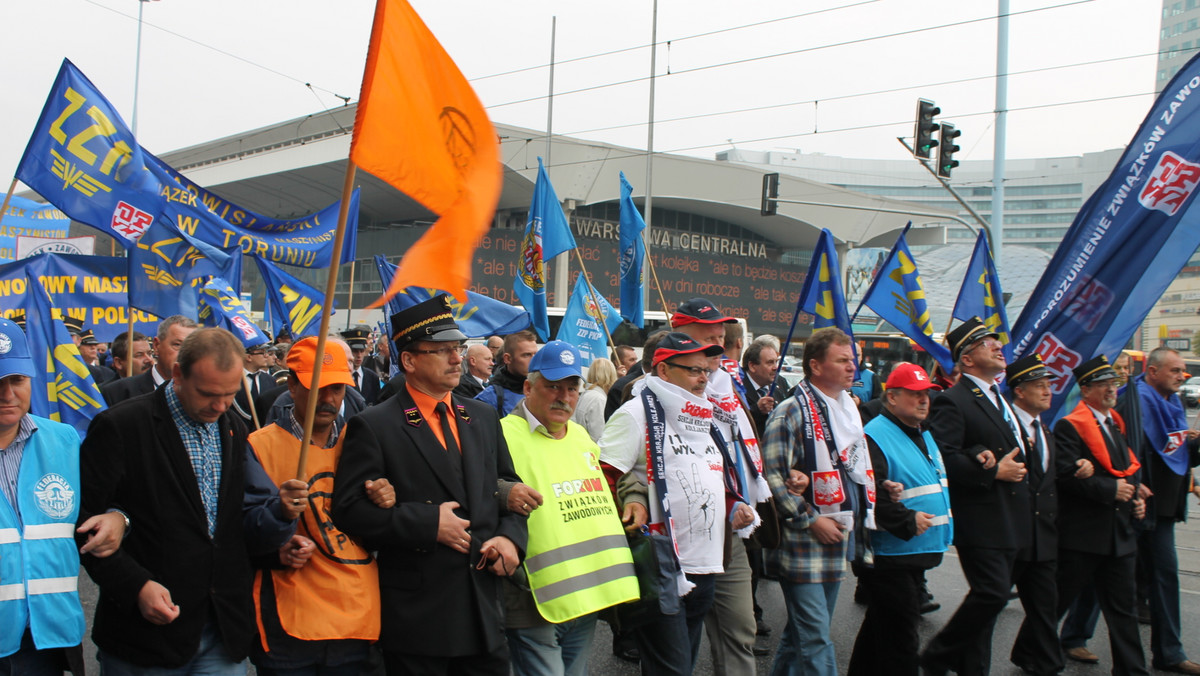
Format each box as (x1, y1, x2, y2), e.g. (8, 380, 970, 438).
(618, 172, 646, 328)
(798, 229, 853, 335)
(16, 59, 358, 268)
(1012, 51, 1200, 420)
(22, 272, 106, 440)
(514, 158, 577, 341)
(557, 274, 622, 366)
(256, 258, 332, 339)
(0, 196, 71, 262)
(127, 217, 239, 320)
(375, 255, 531, 338)
(953, 231, 1011, 358)
(856, 224, 954, 372)
(198, 277, 270, 349)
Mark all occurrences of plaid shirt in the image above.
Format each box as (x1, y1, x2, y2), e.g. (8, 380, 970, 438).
(285, 406, 341, 448)
(761, 394, 851, 584)
(166, 383, 223, 536)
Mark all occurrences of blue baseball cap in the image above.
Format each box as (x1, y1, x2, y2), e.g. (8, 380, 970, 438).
(0, 318, 36, 380)
(527, 340, 582, 381)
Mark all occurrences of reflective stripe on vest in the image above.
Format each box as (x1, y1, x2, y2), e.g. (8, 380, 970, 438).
(502, 415, 639, 623)
(0, 416, 86, 659)
(863, 415, 953, 557)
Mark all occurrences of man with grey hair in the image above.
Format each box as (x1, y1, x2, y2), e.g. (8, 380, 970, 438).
(1118, 347, 1200, 674)
(455, 344, 493, 399)
(101, 315, 198, 406)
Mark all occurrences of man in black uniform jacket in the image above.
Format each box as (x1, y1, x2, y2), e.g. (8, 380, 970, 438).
(332, 295, 527, 675)
(922, 317, 1031, 676)
(1053, 355, 1149, 676)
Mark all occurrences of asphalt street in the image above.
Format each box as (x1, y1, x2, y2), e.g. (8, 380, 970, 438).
(77, 501, 1200, 676)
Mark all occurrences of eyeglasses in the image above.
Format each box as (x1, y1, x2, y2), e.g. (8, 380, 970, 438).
(665, 362, 716, 377)
(411, 343, 466, 358)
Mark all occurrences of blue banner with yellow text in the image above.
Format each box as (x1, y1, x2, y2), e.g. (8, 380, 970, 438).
(1012, 51, 1200, 420)
(856, 225, 954, 372)
(15, 59, 358, 268)
(375, 255, 530, 338)
(256, 257, 332, 339)
(799, 229, 853, 336)
(0, 253, 159, 340)
(0, 196, 71, 262)
(127, 217, 241, 321)
(22, 271, 106, 440)
(198, 277, 269, 349)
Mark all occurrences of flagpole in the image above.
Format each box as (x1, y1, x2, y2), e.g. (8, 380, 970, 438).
(242, 374, 261, 430)
(0, 179, 17, 228)
(640, 232, 671, 316)
(573, 249, 616, 351)
(295, 160, 356, 479)
(345, 261, 356, 330)
(769, 290, 807, 399)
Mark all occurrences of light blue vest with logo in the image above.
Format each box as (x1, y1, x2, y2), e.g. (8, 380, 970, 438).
(864, 415, 953, 557)
(0, 415, 85, 657)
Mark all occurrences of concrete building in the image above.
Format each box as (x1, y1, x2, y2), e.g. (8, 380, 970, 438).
(1159, 0, 1200, 94)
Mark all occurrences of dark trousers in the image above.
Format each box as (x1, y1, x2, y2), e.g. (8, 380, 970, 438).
(1056, 549, 1148, 676)
(382, 644, 508, 676)
(1010, 557, 1062, 675)
(0, 629, 70, 676)
(921, 546, 1017, 676)
(848, 566, 924, 676)
(635, 573, 717, 676)
(1141, 518, 1189, 667)
(1060, 583, 1101, 648)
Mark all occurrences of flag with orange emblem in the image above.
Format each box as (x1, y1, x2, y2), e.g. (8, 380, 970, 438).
(351, 0, 502, 304)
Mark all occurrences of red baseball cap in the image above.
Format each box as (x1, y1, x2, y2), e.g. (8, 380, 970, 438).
(885, 363, 937, 391)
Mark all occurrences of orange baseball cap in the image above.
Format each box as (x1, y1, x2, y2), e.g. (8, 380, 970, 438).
(286, 337, 355, 389)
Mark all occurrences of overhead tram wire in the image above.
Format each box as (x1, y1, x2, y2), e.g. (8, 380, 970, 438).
(79, 0, 352, 103)
(484, 0, 1096, 110)
(469, 0, 882, 82)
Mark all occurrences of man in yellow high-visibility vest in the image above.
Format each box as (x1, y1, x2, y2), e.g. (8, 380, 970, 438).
(500, 340, 639, 676)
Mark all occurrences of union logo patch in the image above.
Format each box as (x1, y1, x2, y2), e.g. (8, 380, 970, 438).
(33, 473, 75, 520)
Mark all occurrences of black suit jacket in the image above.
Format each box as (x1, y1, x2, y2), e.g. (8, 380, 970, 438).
(744, 374, 790, 436)
(454, 371, 485, 399)
(100, 369, 157, 406)
(928, 377, 1031, 550)
(1018, 415, 1058, 562)
(1053, 413, 1140, 557)
(77, 388, 257, 667)
(352, 366, 384, 406)
(331, 386, 527, 657)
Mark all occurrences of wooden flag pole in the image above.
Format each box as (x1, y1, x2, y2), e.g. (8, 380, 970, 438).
(639, 232, 671, 318)
(241, 374, 262, 431)
(295, 160, 356, 479)
(572, 248, 616, 352)
(0, 179, 17, 226)
(345, 261, 356, 330)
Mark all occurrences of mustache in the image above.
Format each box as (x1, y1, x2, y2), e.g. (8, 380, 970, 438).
(315, 403, 339, 415)
(549, 401, 573, 412)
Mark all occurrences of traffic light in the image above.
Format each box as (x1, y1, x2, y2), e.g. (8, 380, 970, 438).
(914, 99, 940, 159)
(937, 123, 961, 178)
(761, 173, 779, 216)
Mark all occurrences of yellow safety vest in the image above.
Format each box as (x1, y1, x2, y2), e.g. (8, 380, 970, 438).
(502, 415, 639, 623)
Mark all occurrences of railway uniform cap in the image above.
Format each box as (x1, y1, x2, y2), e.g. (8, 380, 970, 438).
(79, 329, 99, 346)
(1073, 355, 1117, 386)
(947, 317, 1000, 363)
(390, 294, 468, 351)
(671, 298, 736, 327)
(652, 332, 725, 366)
(340, 325, 372, 350)
(0, 318, 36, 379)
(1006, 354, 1052, 388)
(62, 315, 84, 336)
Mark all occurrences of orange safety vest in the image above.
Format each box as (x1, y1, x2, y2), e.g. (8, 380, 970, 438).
(249, 424, 380, 649)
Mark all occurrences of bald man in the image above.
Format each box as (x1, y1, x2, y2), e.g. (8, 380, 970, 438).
(455, 344, 494, 399)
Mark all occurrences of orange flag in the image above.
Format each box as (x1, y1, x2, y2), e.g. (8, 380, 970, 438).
(351, 0, 502, 304)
